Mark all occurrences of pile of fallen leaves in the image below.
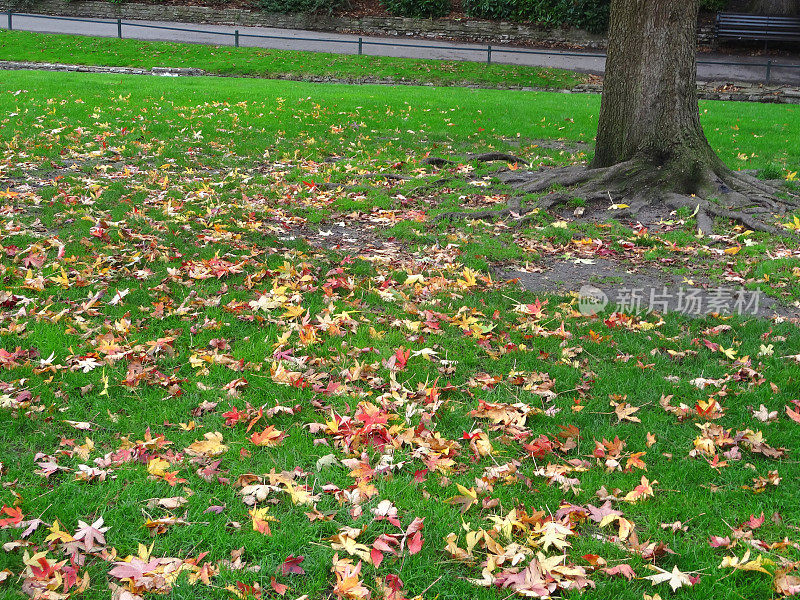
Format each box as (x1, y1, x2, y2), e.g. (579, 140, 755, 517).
(1, 83, 799, 600)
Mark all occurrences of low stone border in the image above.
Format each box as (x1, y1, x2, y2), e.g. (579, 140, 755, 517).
(0, 60, 205, 76)
(571, 81, 800, 104)
(3, 59, 799, 104)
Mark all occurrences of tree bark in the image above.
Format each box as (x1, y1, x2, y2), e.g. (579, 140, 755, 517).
(750, 0, 798, 16)
(591, 0, 723, 193)
(439, 0, 797, 234)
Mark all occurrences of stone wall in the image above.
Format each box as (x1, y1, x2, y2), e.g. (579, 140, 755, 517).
(3, 0, 720, 48)
(3, 0, 648, 48)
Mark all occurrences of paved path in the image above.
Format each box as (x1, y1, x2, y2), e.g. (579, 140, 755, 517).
(4, 12, 800, 85)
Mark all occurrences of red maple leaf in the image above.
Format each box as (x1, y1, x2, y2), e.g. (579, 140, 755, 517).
(0, 505, 23, 528)
(279, 555, 305, 576)
(270, 576, 288, 596)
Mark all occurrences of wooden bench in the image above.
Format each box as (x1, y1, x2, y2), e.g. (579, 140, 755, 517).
(716, 13, 800, 47)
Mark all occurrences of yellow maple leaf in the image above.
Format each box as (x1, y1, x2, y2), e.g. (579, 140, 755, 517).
(720, 549, 774, 574)
(281, 305, 305, 319)
(284, 481, 317, 506)
(782, 216, 800, 231)
(185, 432, 228, 457)
(249, 507, 277, 535)
(45, 520, 75, 544)
(459, 268, 478, 288)
(147, 457, 170, 478)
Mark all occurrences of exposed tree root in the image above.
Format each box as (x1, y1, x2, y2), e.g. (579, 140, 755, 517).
(468, 152, 528, 165)
(407, 176, 458, 195)
(434, 160, 799, 236)
(435, 196, 522, 222)
(663, 193, 785, 236)
(320, 182, 357, 191)
(320, 168, 511, 196)
(421, 157, 454, 168)
(320, 172, 415, 191)
(422, 153, 527, 168)
(357, 173, 413, 181)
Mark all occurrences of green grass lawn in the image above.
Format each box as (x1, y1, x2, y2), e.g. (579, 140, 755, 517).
(0, 69, 799, 600)
(0, 29, 587, 90)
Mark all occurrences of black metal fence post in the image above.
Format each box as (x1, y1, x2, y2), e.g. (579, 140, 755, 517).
(487, 44, 492, 64)
(7, 9, 12, 30)
(117, 17, 122, 38)
(358, 36, 363, 55)
(765, 58, 772, 84)
(235, 29, 239, 47)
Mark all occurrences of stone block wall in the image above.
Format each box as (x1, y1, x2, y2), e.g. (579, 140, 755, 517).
(2, 0, 718, 49)
(4, 0, 609, 47)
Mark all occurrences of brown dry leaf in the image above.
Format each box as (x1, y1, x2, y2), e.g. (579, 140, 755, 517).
(152, 497, 188, 510)
(611, 400, 641, 423)
(775, 570, 800, 596)
(752, 404, 778, 423)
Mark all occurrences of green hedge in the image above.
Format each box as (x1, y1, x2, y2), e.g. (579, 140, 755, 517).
(256, 0, 343, 13)
(462, 0, 730, 34)
(699, 0, 729, 10)
(463, 0, 610, 33)
(380, 0, 451, 18)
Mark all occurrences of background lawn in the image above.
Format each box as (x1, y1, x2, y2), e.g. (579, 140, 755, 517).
(0, 29, 587, 90)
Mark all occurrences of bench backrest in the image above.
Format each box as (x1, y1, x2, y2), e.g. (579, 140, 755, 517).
(716, 12, 800, 40)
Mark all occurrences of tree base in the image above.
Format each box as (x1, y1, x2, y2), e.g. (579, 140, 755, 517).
(436, 160, 799, 236)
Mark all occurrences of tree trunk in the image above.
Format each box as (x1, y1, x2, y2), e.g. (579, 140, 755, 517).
(458, 0, 797, 235)
(750, 0, 798, 16)
(591, 0, 723, 193)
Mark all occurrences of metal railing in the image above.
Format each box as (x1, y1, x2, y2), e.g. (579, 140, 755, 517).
(4, 9, 800, 84)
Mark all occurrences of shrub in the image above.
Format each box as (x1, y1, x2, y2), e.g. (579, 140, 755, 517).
(256, 0, 344, 14)
(463, 0, 610, 34)
(567, 0, 611, 33)
(700, 0, 730, 10)
(461, 0, 516, 20)
(381, 0, 451, 18)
